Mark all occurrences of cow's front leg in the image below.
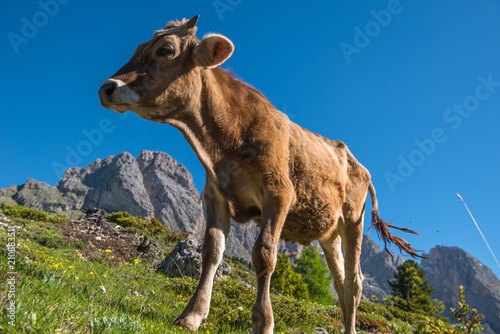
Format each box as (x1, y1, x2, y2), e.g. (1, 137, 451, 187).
(174, 182, 231, 330)
(251, 191, 294, 334)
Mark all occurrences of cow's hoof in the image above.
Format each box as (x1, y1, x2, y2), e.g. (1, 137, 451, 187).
(174, 315, 204, 331)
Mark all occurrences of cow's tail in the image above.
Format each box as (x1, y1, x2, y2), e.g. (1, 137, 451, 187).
(368, 182, 425, 259)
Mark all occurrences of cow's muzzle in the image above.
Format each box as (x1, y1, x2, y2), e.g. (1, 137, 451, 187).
(98, 79, 139, 111)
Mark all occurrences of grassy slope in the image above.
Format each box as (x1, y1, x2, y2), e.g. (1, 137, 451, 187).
(0, 211, 456, 334)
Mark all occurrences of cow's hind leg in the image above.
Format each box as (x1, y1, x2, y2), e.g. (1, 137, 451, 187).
(341, 203, 365, 334)
(174, 183, 231, 330)
(319, 232, 346, 316)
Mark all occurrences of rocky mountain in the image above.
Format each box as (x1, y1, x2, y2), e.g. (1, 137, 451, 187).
(136, 151, 204, 233)
(422, 246, 500, 334)
(1, 151, 205, 233)
(0, 178, 83, 213)
(360, 234, 405, 301)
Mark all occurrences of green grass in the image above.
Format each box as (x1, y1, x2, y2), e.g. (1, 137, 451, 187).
(0, 211, 457, 333)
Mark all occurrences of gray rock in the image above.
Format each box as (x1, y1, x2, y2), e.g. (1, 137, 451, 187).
(57, 166, 92, 197)
(223, 220, 261, 260)
(156, 239, 231, 279)
(136, 235, 162, 264)
(360, 234, 405, 301)
(84, 208, 117, 235)
(12, 178, 82, 212)
(81, 152, 154, 218)
(421, 246, 500, 334)
(137, 150, 204, 233)
(0, 185, 19, 206)
(84, 208, 108, 225)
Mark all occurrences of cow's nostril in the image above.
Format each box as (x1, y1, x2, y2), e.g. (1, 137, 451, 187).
(98, 81, 117, 103)
(105, 86, 114, 98)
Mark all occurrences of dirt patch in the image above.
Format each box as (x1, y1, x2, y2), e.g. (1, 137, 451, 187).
(55, 208, 165, 266)
(57, 220, 141, 265)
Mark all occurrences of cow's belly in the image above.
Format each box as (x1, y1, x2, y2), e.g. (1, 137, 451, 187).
(280, 193, 342, 245)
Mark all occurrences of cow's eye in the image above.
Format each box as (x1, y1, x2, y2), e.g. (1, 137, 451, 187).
(157, 45, 175, 57)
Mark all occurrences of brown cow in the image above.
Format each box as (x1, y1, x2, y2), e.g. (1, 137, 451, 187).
(98, 15, 422, 334)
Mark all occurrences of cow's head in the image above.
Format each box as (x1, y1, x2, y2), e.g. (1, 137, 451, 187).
(98, 15, 234, 121)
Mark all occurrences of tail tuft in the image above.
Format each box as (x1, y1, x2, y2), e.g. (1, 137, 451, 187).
(368, 182, 426, 259)
(369, 209, 425, 259)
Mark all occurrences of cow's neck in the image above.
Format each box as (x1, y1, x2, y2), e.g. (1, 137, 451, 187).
(166, 68, 263, 183)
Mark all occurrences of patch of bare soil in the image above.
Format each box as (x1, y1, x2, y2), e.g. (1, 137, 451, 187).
(56, 209, 163, 266)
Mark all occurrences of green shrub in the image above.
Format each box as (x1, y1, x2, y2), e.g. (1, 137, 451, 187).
(389, 260, 444, 316)
(356, 311, 388, 332)
(271, 254, 309, 301)
(415, 318, 456, 334)
(294, 245, 335, 305)
(388, 321, 412, 334)
(150, 217, 168, 234)
(1, 204, 66, 223)
(106, 211, 148, 228)
(3, 204, 48, 221)
(450, 285, 484, 334)
(123, 226, 141, 234)
(359, 300, 426, 324)
(106, 211, 168, 237)
(47, 214, 66, 224)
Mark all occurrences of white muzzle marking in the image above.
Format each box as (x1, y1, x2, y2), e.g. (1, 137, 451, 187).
(105, 78, 140, 104)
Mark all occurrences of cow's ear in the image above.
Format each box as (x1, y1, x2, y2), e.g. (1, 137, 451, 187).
(193, 34, 234, 68)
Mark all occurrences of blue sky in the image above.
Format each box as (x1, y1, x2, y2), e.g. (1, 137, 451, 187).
(1, 1, 499, 277)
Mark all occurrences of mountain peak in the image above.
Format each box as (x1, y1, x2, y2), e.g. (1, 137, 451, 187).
(422, 245, 500, 333)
